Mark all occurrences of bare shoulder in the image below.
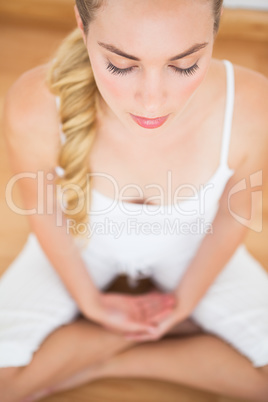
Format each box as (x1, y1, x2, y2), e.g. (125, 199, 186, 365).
(232, 62, 268, 171)
(216, 63, 268, 216)
(3, 62, 60, 173)
(233, 62, 268, 130)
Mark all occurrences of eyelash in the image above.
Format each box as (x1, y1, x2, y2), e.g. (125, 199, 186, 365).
(106, 61, 200, 77)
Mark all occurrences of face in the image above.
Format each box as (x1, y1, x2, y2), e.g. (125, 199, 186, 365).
(75, 0, 215, 139)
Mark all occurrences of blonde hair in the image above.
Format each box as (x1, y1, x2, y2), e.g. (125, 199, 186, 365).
(46, 31, 102, 248)
(45, 0, 223, 247)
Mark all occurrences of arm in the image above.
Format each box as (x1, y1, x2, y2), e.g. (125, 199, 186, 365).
(3, 69, 100, 317)
(27, 205, 101, 316)
(174, 71, 268, 318)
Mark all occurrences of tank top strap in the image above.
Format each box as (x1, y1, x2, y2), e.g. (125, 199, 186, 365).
(220, 59, 235, 169)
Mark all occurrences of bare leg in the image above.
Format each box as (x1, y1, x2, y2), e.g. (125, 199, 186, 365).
(46, 333, 268, 402)
(19, 319, 204, 401)
(0, 317, 135, 402)
(98, 334, 268, 401)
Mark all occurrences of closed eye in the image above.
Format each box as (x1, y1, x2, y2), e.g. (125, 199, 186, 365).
(170, 63, 200, 76)
(106, 61, 200, 77)
(106, 62, 135, 76)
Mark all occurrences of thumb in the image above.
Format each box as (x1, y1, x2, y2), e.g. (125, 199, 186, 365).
(122, 319, 158, 334)
(107, 309, 128, 323)
(105, 310, 158, 334)
(147, 308, 174, 324)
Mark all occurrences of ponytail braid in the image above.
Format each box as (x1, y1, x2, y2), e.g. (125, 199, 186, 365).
(46, 27, 100, 247)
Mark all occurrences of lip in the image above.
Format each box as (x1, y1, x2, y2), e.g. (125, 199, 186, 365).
(130, 113, 170, 129)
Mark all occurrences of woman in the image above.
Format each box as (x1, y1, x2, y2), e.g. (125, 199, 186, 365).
(1, 0, 268, 401)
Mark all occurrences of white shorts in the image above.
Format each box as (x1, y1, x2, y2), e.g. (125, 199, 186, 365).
(0, 233, 268, 368)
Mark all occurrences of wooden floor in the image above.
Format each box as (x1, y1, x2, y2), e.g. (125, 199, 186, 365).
(0, 6, 268, 402)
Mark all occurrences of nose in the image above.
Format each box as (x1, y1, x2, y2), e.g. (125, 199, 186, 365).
(135, 69, 167, 116)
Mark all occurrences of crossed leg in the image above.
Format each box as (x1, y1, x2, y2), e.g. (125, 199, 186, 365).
(0, 317, 203, 402)
(0, 317, 134, 402)
(13, 318, 268, 402)
(88, 333, 268, 402)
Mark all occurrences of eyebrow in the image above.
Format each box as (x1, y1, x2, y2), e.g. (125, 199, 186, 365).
(98, 41, 209, 61)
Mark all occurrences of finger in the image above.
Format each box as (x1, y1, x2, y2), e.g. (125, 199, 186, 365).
(127, 300, 163, 326)
(124, 320, 158, 334)
(101, 319, 158, 337)
(124, 310, 181, 341)
(118, 299, 149, 324)
(144, 297, 175, 313)
(138, 294, 176, 312)
(149, 291, 177, 304)
(130, 297, 165, 323)
(126, 299, 148, 323)
(141, 304, 173, 322)
(124, 330, 161, 342)
(136, 300, 162, 318)
(157, 313, 181, 335)
(137, 299, 175, 322)
(126, 322, 171, 342)
(104, 311, 158, 334)
(145, 312, 179, 338)
(136, 291, 174, 304)
(135, 296, 164, 314)
(128, 294, 176, 324)
(124, 301, 143, 322)
(146, 308, 175, 324)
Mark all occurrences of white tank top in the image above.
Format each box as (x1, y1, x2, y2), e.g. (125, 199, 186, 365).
(54, 59, 235, 288)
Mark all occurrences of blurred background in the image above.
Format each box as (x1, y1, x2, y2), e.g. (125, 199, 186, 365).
(0, 1, 267, 401)
(224, 0, 268, 10)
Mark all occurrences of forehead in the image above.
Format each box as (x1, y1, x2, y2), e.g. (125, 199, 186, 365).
(99, 0, 212, 19)
(89, 0, 213, 58)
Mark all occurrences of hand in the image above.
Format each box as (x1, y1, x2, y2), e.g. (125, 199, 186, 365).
(123, 296, 188, 342)
(86, 291, 177, 336)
